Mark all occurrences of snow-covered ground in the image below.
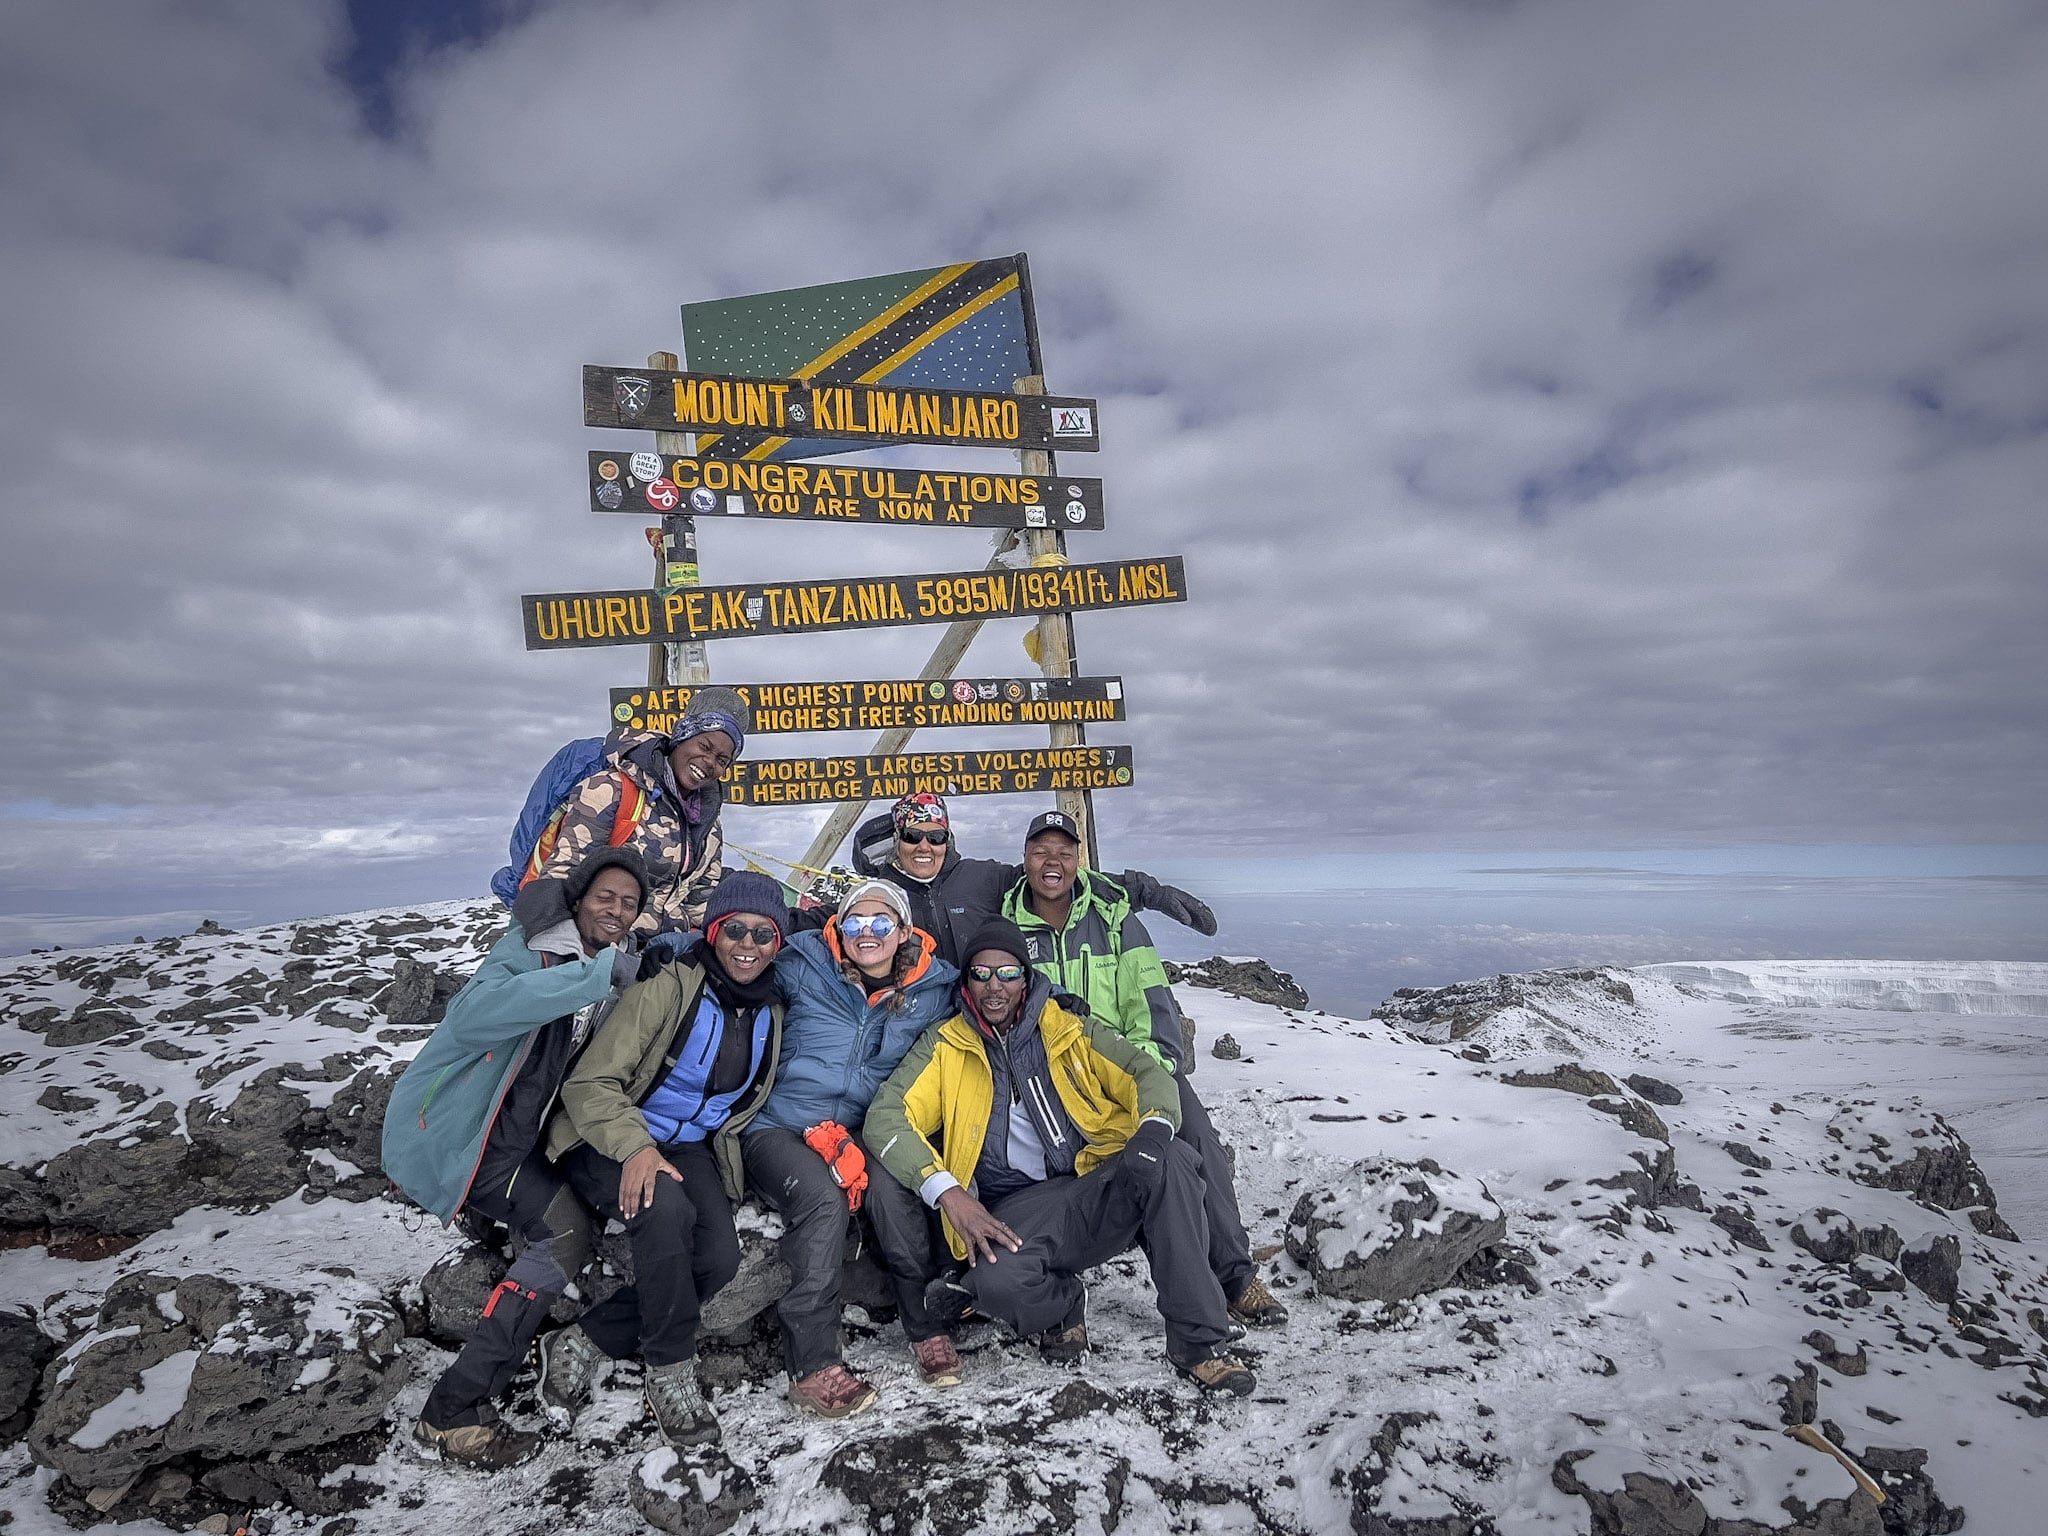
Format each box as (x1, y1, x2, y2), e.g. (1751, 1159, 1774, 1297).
(2, 913, 2044, 1533)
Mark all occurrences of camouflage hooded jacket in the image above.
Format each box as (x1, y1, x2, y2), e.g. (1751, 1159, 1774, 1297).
(518, 726, 725, 937)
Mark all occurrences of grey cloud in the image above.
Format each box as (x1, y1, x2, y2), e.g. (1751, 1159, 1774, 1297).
(1, 0, 2044, 937)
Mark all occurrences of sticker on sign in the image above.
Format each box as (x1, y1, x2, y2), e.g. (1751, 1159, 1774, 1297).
(1051, 405, 1094, 438)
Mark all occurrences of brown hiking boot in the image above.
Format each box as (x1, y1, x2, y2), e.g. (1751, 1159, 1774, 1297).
(1229, 1278, 1290, 1328)
(1174, 1352, 1257, 1396)
(910, 1334, 963, 1387)
(1038, 1286, 1088, 1364)
(411, 1415, 542, 1470)
(787, 1363, 878, 1419)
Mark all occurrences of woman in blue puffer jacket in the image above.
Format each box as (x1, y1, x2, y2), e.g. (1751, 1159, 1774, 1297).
(742, 878, 958, 1419)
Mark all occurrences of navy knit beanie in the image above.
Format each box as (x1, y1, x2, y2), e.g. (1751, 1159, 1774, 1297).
(702, 869, 790, 938)
(960, 917, 1032, 970)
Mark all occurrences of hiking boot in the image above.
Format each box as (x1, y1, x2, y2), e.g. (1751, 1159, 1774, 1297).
(537, 1323, 603, 1427)
(923, 1274, 976, 1329)
(1228, 1278, 1290, 1328)
(1037, 1287, 1087, 1365)
(644, 1359, 719, 1447)
(787, 1363, 879, 1419)
(411, 1415, 542, 1470)
(910, 1333, 963, 1387)
(1173, 1351, 1257, 1396)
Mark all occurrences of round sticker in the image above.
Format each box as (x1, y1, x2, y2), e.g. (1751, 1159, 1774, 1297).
(928, 681, 946, 699)
(597, 459, 620, 481)
(951, 681, 975, 703)
(630, 451, 664, 483)
(595, 481, 623, 509)
(689, 486, 718, 515)
(787, 402, 808, 424)
(1004, 682, 1024, 702)
(1114, 767, 1132, 784)
(645, 480, 679, 511)
(1065, 500, 1087, 522)
(613, 702, 634, 722)
(1066, 484, 1083, 498)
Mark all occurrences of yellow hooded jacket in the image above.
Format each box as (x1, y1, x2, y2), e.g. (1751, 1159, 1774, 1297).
(865, 985, 1181, 1261)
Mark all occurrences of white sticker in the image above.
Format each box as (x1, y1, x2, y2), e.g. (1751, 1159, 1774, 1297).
(1065, 500, 1087, 522)
(1105, 681, 1122, 700)
(744, 597, 764, 621)
(726, 495, 747, 515)
(1050, 405, 1093, 438)
(630, 451, 663, 482)
(1025, 505, 1048, 526)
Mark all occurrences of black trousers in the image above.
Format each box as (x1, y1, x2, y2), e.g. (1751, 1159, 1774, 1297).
(961, 1138, 1233, 1364)
(422, 1153, 594, 1428)
(1176, 1074, 1255, 1299)
(741, 1125, 945, 1376)
(560, 1140, 739, 1368)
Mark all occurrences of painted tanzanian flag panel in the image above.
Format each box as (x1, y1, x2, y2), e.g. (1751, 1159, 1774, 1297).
(680, 257, 1037, 461)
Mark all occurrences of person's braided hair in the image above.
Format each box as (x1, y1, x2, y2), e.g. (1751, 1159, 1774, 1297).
(838, 929, 926, 1012)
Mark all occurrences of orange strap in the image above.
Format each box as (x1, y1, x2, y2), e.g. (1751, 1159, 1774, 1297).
(518, 775, 649, 890)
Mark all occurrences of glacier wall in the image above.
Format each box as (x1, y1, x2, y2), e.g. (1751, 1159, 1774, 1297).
(1634, 959, 2048, 1015)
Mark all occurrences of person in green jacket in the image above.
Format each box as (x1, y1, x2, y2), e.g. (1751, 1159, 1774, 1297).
(866, 919, 1255, 1393)
(538, 869, 788, 1449)
(383, 846, 647, 1470)
(1001, 811, 1289, 1332)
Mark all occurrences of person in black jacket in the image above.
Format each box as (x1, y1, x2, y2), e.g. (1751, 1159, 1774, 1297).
(803, 792, 1218, 970)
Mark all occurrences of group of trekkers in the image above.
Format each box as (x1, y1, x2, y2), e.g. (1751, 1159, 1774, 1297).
(382, 688, 1285, 1469)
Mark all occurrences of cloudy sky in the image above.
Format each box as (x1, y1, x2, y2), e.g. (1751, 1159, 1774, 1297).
(3, 0, 2045, 949)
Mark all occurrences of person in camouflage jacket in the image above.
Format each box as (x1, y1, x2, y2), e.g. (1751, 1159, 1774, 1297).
(514, 688, 748, 941)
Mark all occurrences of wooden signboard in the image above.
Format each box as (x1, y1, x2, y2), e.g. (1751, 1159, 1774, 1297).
(588, 450, 1105, 531)
(611, 676, 1126, 734)
(584, 365, 1101, 452)
(523, 556, 1185, 650)
(725, 745, 1135, 807)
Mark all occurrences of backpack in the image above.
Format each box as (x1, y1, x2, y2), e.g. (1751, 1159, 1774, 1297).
(490, 737, 653, 908)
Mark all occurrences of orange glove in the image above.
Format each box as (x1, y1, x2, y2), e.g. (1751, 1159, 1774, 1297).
(803, 1120, 868, 1211)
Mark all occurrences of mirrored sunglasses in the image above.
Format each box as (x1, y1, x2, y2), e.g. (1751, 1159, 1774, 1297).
(839, 913, 899, 939)
(967, 963, 1027, 983)
(897, 828, 951, 846)
(715, 919, 780, 947)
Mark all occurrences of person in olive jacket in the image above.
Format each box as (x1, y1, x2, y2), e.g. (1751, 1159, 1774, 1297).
(539, 870, 788, 1449)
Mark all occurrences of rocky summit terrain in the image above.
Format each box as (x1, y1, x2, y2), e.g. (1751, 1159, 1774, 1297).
(2, 910, 2044, 1535)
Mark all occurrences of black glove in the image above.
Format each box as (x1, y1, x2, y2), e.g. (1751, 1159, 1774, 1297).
(635, 930, 690, 982)
(1121, 1118, 1175, 1197)
(1134, 876, 1216, 937)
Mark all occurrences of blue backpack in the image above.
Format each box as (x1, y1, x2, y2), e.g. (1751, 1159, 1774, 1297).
(490, 737, 652, 908)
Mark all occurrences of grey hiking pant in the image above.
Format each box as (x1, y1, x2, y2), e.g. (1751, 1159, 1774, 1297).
(962, 1137, 1233, 1364)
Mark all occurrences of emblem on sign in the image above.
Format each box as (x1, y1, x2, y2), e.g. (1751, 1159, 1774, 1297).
(614, 703, 634, 722)
(951, 681, 975, 703)
(1050, 405, 1093, 438)
(645, 480, 679, 510)
(976, 682, 999, 701)
(630, 451, 663, 482)
(1114, 767, 1131, 784)
(1025, 505, 1048, 527)
(595, 481, 623, 508)
(690, 487, 718, 514)
(1065, 500, 1087, 523)
(929, 682, 946, 699)
(787, 402, 808, 424)
(1004, 682, 1024, 702)
(597, 460, 620, 481)
(614, 377, 651, 415)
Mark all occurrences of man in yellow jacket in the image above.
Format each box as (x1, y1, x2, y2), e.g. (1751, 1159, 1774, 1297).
(864, 919, 1255, 1394)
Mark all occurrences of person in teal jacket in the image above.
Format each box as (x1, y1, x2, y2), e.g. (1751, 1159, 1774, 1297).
(742, 879, 959, 1418)
(382, 847, 645, 1470)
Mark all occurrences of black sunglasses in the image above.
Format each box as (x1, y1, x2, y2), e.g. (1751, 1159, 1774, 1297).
(897, 828, 951, 846)
(715, 919, 780, 947)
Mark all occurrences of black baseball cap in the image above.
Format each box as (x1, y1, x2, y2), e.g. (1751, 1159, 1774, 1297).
(1025, 810, 1082, 843)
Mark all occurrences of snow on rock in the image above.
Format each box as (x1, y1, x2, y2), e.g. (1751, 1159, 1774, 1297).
(1285, 1157, 1506, 1302)
(1637, 959, 2048, 1016)
(631, 1442, 757, 1535)
(1820, 1099, 2017, 1237)
(0, 913, 2045, 1532)
(26, 1269, 407, 1487)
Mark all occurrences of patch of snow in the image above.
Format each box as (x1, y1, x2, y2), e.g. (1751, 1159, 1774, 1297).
(68, 1349, 198, 1449)
(1637, 959, 2048, 1014)
(152, 1289, 182, 1324)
